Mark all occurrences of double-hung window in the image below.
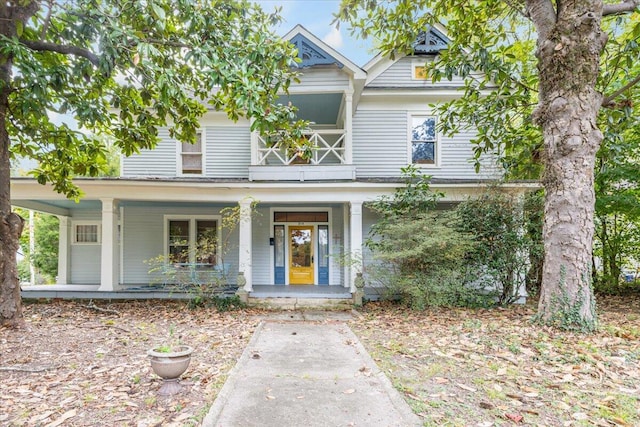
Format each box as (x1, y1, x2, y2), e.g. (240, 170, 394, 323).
(166, 216, 219, 266)
(411, 116, 437, 165)
(180, 131, 203, 175)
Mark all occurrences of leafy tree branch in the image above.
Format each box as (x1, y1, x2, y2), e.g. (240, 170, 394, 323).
(602, 0, 640, 16)
(19, 39, 100, 66)
(603, 73, 640, 106)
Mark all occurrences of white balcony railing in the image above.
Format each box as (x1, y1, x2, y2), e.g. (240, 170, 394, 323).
(255, 130, 346, 166)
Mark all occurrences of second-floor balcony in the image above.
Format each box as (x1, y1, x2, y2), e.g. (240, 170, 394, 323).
(249, 129, 356, 182)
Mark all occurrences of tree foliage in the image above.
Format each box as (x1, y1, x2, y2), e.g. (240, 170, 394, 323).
(3, 0, 306, 197)
(457, 189, 544, 304)
(336, 0, 640, 330)
(17, 210, 59, 284)
(0, 0, 307, 326)
(365, 168, 542, 309)
(594, 86, 640, 291)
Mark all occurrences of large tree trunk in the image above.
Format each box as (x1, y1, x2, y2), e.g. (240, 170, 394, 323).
(0, 2, 37, 327)
(530, 0, 606, 331)
(0, 60, 25, 327)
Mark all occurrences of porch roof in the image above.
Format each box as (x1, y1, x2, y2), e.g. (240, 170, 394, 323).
(11, 176, 539, 215)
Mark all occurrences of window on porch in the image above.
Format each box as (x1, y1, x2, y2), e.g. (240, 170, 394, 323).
(167, 218, 218, 266)
(72, 222, 101, 244)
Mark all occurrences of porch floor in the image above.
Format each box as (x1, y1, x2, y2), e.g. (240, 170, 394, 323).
(20, 284, 354, 300)
(20, 284, 197, 300)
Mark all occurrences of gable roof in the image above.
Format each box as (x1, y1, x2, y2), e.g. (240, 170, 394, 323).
(363, 24, 451, 85)
(413, 26, 450, 54)
(283, 25, 366, 81)
(289, 33, 345, 69)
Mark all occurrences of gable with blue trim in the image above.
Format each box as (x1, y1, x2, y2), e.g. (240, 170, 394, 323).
(414, 27, 450, 54)
(289, 34, 344, 69)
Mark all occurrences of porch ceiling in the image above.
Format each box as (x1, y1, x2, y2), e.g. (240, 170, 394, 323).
(278, 93, 342, 125)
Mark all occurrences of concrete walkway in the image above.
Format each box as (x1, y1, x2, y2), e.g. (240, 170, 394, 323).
(202, 314, 421, 427)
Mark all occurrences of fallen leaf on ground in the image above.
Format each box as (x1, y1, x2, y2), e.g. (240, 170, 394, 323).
(504, 413, 523, 423)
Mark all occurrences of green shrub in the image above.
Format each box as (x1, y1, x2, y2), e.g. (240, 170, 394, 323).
(365, 167, 540, 309)
(456, 189, 541, 305)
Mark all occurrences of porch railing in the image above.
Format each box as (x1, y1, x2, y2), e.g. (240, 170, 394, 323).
(255, 130, 346, 166)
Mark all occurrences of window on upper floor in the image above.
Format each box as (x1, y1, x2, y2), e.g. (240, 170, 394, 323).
(412, 59, 429, 80)
(410, 116, 437, 165)
(180, 131, 203, 175)
(72, 221, 101, 244)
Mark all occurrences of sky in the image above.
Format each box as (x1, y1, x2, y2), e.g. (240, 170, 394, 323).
(256, 0, 374, 67)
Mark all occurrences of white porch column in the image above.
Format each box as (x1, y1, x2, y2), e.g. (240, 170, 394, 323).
(56, 216, 71, 284)
(344, 90, 353, 165)
(29, 210, 35, 285)
(349, 201, 363, 293)
(99, 198, 119, 291)
(238, 199, 253, 292)
(515, 193, 530, 303)
(343, 204, 350, 289)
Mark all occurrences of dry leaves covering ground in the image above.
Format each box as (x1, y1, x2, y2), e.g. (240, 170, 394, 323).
(1, 300, 260, 427)
(351, 295, 640, 427)
(1, 296, 639, 427)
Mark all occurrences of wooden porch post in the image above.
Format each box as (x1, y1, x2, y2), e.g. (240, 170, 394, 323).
(99, 198, 119, 291)
(56, 215, 71, 285)
(238, 199, 253, 292)
(349, 201, 363, 293)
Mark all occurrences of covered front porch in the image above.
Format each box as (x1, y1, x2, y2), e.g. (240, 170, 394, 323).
(12, 179, 383, 299)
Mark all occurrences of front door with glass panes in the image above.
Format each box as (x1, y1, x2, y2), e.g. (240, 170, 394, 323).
(273, 211, 329, 286)
(289, 226, 314, 285)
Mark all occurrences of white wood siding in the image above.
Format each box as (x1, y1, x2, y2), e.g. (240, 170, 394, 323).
(293, 68, 350, 90)
(69, 211, 101, 284)
(353, 110, 500, 180)
(205, 126, 251, 178)
(121, 207, 164, 284)
(121, 128, 176, 177)
(251, 206, 271, 285)
(362, 205, 378, 262)
(122, 126, 252, 179)
(369, 57, 465, 88)
(121, 205, 239, 284)
(353, 110, 408, 177)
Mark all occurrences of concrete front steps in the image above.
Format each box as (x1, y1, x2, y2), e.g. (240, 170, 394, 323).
(242, 284, 356, 310)
(246, 296, 355, 310)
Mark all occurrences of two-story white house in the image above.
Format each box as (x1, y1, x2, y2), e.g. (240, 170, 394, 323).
(13, 25, 530, 301)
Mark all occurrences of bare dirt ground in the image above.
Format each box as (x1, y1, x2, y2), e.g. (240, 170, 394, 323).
(351, 295, 640, 427)
(1, 300, 261, 427)
(1, 295, 639, 427)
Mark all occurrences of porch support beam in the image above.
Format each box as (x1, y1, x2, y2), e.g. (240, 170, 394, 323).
(349, 201, 363, 293)
(56, 215, 71, 284)
(99, 198, 119, 291)
(15, 200, 71, 217)
(238, 199, 253, 292)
